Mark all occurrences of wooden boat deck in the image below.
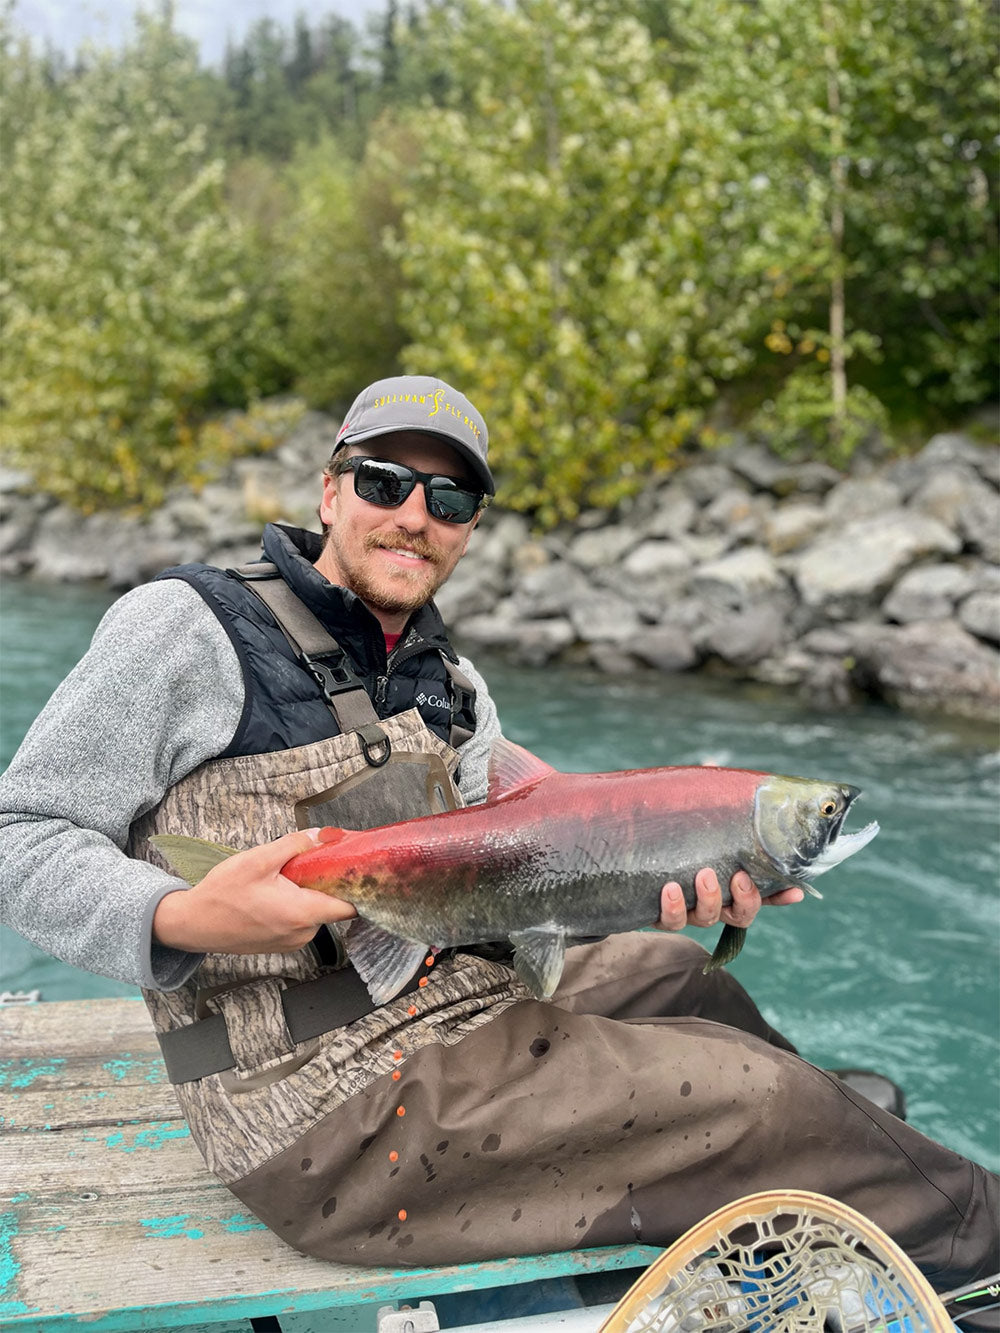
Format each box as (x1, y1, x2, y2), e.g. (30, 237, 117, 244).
(1, 996, 658, 1332)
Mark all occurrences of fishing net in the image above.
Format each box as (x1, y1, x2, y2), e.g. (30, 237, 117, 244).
(598, 1189, 953, 1333)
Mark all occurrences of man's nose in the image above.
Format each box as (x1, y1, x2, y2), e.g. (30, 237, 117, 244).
(391, 481, 431, 529)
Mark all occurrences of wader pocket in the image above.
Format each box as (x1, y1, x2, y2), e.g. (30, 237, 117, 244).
(293, 750, 459, 832)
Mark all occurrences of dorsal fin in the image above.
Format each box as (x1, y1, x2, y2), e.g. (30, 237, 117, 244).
(487, 737, 557, 802)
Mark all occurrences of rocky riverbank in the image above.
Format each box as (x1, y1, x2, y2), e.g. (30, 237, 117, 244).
(2, 414, 998, 719)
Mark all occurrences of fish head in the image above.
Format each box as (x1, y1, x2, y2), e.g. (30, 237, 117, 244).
(754, 776, 879, 885)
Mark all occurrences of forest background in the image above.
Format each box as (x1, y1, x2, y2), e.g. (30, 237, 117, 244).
(2, 0, 997, 529)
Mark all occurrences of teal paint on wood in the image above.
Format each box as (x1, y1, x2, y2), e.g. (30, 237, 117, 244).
(0, 1210, 32, 1319)
(2, 1244, 662, 1330)
(218, 1212, 267, 1234)
(138, 1215, 205, 1242)
(0, 1058, 67, 1091)
(103, 1123, 190, 1152)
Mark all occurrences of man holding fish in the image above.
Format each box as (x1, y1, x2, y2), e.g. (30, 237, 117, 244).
(1, 375, 995, 1301)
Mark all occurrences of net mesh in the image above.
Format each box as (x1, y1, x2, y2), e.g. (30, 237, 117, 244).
(606, 1196, 951, 1333)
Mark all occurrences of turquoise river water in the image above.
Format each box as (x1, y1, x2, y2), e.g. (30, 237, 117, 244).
(1, 577, 998, 1174)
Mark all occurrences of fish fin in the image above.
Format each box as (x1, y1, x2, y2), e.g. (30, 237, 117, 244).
(487, 738, 557, 802)
(147, 834, 241, 886)
(703, 923, 747, 974)
(344, 918, 428, 1007)
(509, 927, 567, 999)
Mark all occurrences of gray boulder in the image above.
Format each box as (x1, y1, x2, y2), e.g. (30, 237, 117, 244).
(824, 477, 903, 524)
(849, 620, 1000, 717)
(790, 512, 961, 619)
(959, 590, 1000, 645)
(630, 624, 700, 673)
(882, 563, 977, 624)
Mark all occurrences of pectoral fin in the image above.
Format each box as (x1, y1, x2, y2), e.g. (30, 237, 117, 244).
(509, 927, 567, 999)
(148, 834, 240, 885)
(703, 923, 747, 974)
(344, 918, 429, 1007)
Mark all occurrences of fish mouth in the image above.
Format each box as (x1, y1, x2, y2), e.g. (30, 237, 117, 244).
(806, 817, 880, 877)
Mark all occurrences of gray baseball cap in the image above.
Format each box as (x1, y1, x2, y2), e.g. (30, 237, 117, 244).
(333, 375, 494, 495)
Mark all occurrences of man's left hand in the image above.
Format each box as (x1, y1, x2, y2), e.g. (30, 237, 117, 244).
(656, 869, 804, 932)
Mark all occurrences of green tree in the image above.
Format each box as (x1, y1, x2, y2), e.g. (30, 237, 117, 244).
(666, 0, 998, 458)
(0, 10, 289, 511)
(385, 0, 711, 525)
(279, 123, 412, 408)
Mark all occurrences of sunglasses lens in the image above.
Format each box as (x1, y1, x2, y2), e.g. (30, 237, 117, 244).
(353, 458, 482, 524)
(354, 459, 414, 508)
(426, 481, 480, 524)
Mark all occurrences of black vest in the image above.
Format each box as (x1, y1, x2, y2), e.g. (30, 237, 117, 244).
(156, 523, 475, 758)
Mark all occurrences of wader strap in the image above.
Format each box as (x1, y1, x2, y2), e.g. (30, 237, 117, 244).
(443, 659, 477, 748)
(157, 967, 425, 1085)
(230, 562, 476, 751)
(229, 562, 388, 744)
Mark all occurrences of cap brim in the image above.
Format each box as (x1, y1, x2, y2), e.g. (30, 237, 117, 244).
(337, 424, 495, 495)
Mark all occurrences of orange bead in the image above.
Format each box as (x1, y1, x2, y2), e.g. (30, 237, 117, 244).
(389, 1151, 399, 1162)
(393, 1050, 403, 1060)
(425, 955, 435, 967)
(396, 1105, 406, 1117)
(398, 1208, 407, 1221)
(392, 1070, 401, 1081)
(418, 976, 429, 988)
(407, 1005, 417, 1016)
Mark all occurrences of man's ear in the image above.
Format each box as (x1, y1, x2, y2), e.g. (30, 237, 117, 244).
(318, 471, 339, 527)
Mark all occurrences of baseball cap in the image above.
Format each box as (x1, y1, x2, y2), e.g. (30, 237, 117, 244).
(333, 375, 494, 496)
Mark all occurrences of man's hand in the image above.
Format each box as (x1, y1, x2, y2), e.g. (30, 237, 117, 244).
(656, 868, 804, 933)
(152, 829, 357, 954)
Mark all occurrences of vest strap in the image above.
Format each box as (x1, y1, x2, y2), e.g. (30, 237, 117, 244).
(229, 562, 476, 751)
(157, 966, 425, 1085)
(230, 563, 389, 753)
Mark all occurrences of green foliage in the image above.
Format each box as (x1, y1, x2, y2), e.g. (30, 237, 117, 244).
(386, 0, 706, 526)
(751, 374, 890, 468)
(0, 10, 290, 511)
(2, 0, 996, 521)
(666, 0, 998, 461)
(278, 125, 410, 410)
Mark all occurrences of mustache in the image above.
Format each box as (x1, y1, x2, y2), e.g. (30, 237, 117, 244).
(364, 530, 442, 564)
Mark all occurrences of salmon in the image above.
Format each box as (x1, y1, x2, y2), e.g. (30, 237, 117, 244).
(151, 739, 878, 1002)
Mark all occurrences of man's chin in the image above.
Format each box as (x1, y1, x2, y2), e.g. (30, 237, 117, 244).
(357, 573, 439, 617)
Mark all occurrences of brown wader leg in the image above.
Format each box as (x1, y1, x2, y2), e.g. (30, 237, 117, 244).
(232, 934, 998, 1291)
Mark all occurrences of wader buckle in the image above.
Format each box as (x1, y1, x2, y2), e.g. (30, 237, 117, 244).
(302, 650, 363, 702)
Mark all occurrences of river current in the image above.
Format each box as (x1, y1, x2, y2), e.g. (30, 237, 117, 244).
(1, 577, 997, 1172)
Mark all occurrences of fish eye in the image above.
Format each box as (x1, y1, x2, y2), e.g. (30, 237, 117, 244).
(820, 798, 839, 817)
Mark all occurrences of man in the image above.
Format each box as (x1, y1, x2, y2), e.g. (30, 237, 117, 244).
(1, 376, 996, 1293)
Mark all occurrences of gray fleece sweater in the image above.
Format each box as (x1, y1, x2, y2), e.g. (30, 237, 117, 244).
(0, 579, 503, 991)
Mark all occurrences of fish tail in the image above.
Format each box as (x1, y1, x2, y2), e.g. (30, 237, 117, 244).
(703, 923, 747, 973)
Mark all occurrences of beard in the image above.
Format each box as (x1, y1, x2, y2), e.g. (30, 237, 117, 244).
(327, 527, 452, 616)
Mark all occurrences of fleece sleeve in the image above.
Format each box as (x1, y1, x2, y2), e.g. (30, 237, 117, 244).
(453, 655, 504, 807)
(0, 580, 245, 990)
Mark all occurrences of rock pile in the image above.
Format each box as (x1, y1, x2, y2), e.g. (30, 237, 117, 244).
(2, 414, 998, 719)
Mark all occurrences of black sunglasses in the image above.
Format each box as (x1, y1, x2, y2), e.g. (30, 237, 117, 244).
(338, 455, 489, 525)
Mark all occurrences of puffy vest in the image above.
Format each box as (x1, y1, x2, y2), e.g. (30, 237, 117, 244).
(155, 522, 477, 757)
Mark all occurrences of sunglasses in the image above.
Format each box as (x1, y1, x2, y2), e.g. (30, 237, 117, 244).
(338, 455, 490, 525)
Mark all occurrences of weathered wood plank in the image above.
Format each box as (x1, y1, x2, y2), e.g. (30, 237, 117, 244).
(0, 997, 156, 1059)
(1, 1083, 180, 1133)
(2, 998, 660, 1331)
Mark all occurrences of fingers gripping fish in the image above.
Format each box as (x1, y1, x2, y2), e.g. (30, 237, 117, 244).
(151, 739, 878, 1004)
